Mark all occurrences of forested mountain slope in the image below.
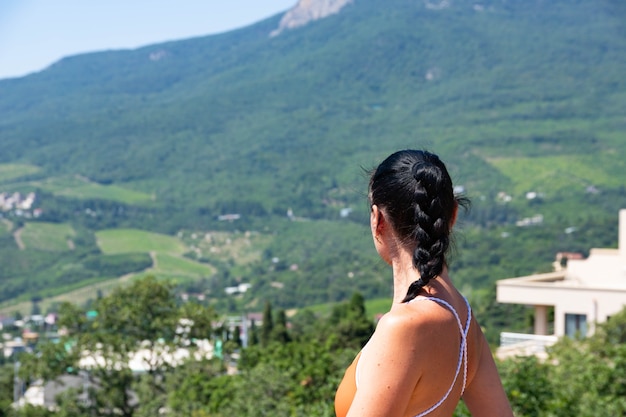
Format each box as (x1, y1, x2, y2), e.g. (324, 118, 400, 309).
(0, 0, 624, 314)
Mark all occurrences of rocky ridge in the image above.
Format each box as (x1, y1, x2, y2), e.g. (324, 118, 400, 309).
(270, 0, 353, 37)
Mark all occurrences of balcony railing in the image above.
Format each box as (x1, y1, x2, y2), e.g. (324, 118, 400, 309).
(496, 332, 558, 359)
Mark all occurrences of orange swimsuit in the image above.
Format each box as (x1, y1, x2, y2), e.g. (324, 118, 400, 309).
(334, 296, 471, 417)
(335, 350, 361, 417)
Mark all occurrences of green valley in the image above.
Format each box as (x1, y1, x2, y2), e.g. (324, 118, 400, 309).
(0, 0, 624, 331)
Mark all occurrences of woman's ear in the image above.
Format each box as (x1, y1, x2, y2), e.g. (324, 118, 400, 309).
(371, 205, 392, 264)
(371, 205, 385, 239)
(370, 204, 380, 237)
(450, 201, 459, 229)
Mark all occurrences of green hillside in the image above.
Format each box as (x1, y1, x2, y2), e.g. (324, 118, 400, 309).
(0, 0, 624, 318)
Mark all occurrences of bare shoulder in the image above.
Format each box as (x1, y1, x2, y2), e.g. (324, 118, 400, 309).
(377, 300, 460, 345)
(348, 297, 480, 417)
(348, 303, 442, 416)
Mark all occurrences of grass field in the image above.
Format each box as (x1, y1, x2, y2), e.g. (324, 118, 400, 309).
(0, 276, 124, 316)
(486, 154, 624, 196)
(0, 228, 219, 315)
(30, 176, 154, 204)
(0, 254, 214, 316)
(19, 222, 76, 251)
(96, 229, 187, 255)
(125, 270, 210, 285)
(0, 163, 40, 183)
(153, 253, 216, 277)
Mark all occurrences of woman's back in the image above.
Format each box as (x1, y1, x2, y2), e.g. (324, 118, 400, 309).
(336, 277, 495, 417)
(335, 149, 513, 417)
(401, 291, 472, 417)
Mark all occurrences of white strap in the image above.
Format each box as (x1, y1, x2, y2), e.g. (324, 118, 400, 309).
(354, 296, 472, 417)
(410, 296, 471, 417)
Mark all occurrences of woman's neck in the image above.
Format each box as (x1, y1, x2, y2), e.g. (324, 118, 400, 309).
(390, 250, 451, 304)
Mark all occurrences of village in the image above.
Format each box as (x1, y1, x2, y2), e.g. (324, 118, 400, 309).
(0, 191, 42, 219)
(1, 309, 225, 409)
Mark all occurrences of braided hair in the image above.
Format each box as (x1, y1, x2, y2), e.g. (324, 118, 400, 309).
(369, 150, 468, 303)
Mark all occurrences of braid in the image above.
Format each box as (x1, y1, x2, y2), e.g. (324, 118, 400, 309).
(369, 149, 465, 303)
(402, 157, 452, 302)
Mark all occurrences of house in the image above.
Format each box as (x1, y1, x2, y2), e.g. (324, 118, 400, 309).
(224, 283, 252, 295)
(13, 373, 139, 411)
(0, 315, 16, 330)
(3, 339, 28, 358)
(496, 209, 626, 358)
(13, 374, 89, 410)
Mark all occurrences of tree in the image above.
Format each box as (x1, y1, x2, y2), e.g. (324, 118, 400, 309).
(218, 363, 293, 417)
(547, 337, 621, 417)
(232, 325, 242, 347)
(290, 308, 319, 338)
(499, 356, 552, 416)
(498, 305, 626, 416)
(260, 301, 274, 346)
(30, 297, 42, 316)
(547, 307, 626, 416)
(236, 339, 356, 417)
(272, 309, 291, 344)
(326, 292, 375, 349)
(166, 358, 231, 416)
(18, 276, 218, 417)
(0, 363, 14, 417)
(248, 319, 259, 346)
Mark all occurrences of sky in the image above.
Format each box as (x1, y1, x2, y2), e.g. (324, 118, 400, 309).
(0, 0, 296, 80)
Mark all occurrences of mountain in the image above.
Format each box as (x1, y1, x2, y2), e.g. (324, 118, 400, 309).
(0, 0, 625, 314)
(270, 0, 354, 36)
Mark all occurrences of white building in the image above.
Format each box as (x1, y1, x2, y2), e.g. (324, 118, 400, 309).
(496, 209, 626, 358)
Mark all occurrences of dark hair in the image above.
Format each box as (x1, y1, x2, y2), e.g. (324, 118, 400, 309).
(369, 150, 468, 303)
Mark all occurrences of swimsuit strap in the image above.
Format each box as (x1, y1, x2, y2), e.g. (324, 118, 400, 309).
(409, 295, 471, 417)
(354, 296, 472, 417)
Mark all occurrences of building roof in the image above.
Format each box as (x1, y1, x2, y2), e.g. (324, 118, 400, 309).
(44, 375, 88, 408)
(497, 209, 626, 339)
(498, 209, 626, 293)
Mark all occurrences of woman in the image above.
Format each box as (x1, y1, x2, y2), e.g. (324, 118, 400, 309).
(335, 150, 513, 417)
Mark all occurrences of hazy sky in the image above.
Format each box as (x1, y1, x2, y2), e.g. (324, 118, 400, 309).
(0, 0, 296, 79)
